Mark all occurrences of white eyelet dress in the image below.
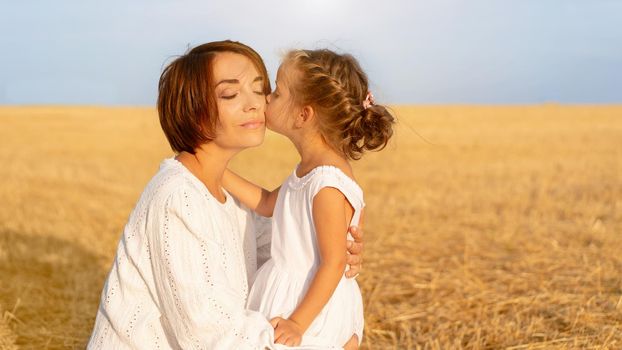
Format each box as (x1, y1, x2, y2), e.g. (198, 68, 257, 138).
(87, 158, 276, 349)
(246, 165, 365, 348)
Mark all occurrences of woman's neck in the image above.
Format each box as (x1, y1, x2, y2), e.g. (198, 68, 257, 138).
(176, 142, 237, 203)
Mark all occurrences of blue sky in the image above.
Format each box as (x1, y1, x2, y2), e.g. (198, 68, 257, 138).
(0, 0, 620, 105)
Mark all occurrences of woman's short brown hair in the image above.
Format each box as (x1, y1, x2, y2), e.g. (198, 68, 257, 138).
(157, 40, 271, 154)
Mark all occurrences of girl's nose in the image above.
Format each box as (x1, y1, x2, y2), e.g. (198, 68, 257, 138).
(266, 94, 272, 104)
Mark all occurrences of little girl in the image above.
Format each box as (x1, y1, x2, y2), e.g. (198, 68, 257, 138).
(223, 49, 394, 348)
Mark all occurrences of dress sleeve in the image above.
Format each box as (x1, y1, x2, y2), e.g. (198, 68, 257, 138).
(251, 211, 272, 269)
(309, 171, 365, 230)
(147, 187, 275, 349)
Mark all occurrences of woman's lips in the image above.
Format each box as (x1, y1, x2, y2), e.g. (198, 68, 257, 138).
(240, 119, 265, 129)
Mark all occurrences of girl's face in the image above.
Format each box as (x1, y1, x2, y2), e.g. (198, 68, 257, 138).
(265, 63, 298, 136)
(211, 52, 267, 150)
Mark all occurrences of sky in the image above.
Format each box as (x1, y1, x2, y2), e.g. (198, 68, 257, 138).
(0, 0, 621, 105)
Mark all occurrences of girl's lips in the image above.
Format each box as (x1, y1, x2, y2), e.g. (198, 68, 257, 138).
(240, 120, 265, 129)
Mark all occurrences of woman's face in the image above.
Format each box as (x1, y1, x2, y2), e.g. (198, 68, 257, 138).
(265, 63, 298, 136)
(211, 52, 267, 150)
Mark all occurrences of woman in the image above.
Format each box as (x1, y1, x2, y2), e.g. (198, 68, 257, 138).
(87, 40, 364, 349)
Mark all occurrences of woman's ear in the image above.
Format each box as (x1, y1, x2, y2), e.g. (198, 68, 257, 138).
(294, 105, 315, 128)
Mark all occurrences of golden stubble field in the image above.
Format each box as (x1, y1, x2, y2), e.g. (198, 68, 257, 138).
(0, 105, 621, 349)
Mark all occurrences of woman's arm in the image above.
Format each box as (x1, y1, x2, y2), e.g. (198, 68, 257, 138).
(148, 188, 274, 349)
(272, 187, 349, 345)
(223, 169, 279, 217)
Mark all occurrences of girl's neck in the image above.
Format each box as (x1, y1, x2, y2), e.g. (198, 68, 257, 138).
(176, 142, 238, 203)
(291, 132, 346, 177)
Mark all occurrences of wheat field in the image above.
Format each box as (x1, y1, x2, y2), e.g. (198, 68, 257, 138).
(0, 105, 620, 349)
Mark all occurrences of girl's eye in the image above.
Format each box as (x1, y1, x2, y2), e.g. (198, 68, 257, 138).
(221, 94, 237, 100)
(254, 91, 264, 95)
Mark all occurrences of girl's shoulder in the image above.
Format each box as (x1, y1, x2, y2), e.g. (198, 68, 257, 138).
(288, 164, 365, 209)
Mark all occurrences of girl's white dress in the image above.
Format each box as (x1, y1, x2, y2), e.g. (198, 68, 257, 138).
(246, 165, 365, 348)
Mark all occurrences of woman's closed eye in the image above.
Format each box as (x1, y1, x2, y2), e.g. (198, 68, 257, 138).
(220, 89, 238, 99)
(221, 90, 265, 99)
(221, 93, 238, 100)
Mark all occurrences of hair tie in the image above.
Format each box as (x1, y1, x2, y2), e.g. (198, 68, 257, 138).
(362, 91, 375, 110)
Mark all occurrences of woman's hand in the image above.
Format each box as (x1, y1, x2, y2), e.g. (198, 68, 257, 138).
(345, 209, 364, 278)
(269, 317, 303, 347)
(343, 334, 359, 349)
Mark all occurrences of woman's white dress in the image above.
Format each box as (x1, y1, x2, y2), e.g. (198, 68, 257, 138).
(88, 158, 275, 349)
(246, 165, 365, 348)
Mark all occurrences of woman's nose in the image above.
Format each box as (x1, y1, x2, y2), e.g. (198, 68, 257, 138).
(266, 94, 272, 104)
(243, 94, 261, 112)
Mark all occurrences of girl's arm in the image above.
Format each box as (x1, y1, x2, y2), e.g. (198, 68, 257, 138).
(272, 187, 349, 345)
(222, 169, 280, 217)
